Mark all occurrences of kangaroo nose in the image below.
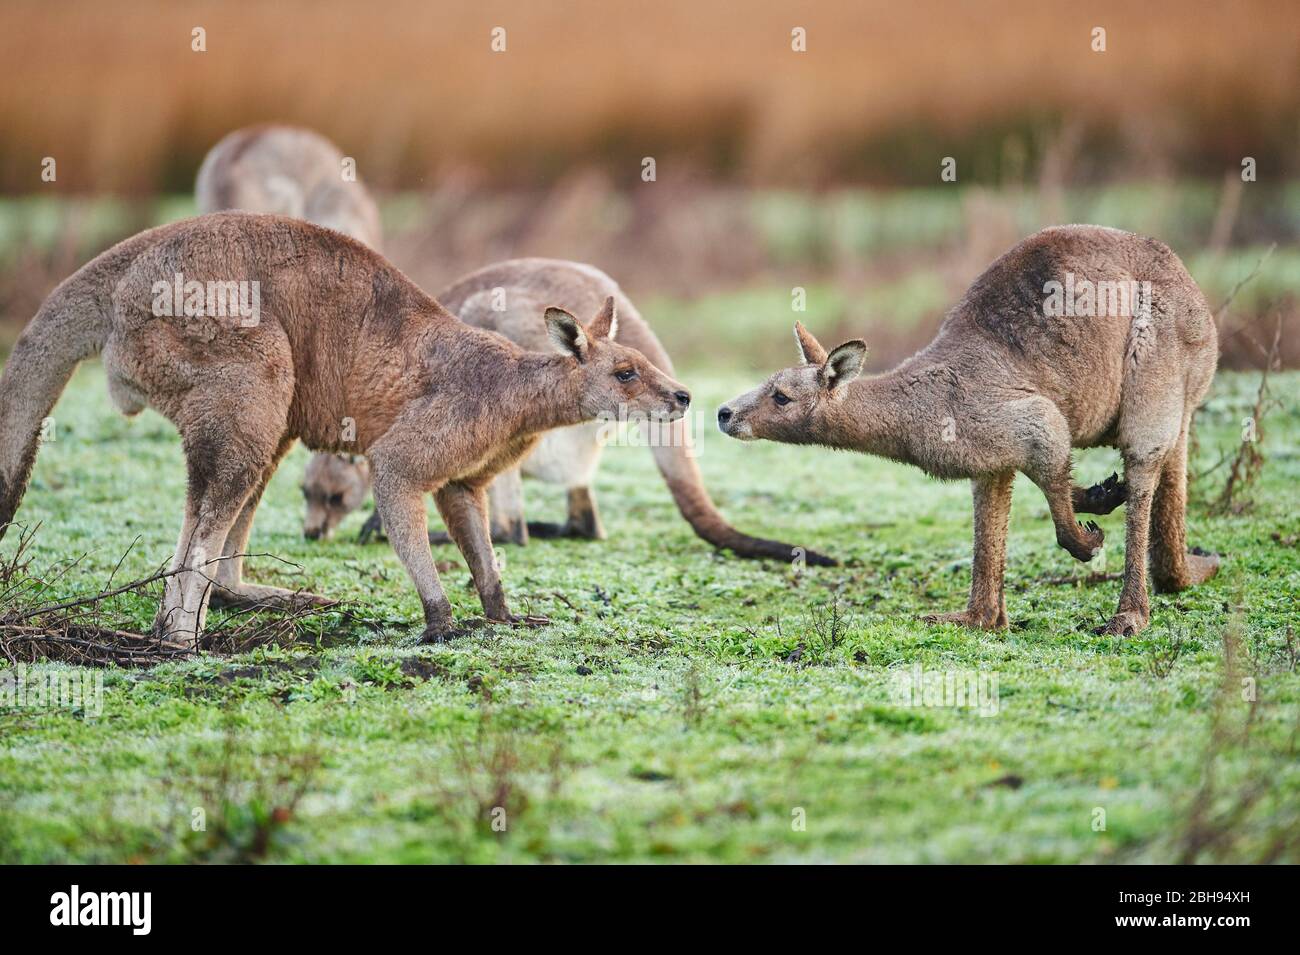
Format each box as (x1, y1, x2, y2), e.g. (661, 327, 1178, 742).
(674, 390, 691, 407)
(304, 527, 322, 541)
(717, 406, 733, 426)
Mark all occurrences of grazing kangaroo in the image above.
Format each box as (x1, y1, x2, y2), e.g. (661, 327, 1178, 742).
(718, 225, 1220, 636)
(0, 212, 690, 649)
(335, 258, 833, 565)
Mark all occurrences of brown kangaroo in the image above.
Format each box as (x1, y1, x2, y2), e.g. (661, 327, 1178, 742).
(0, 212, 690, 649)
(718, 226, 1220, 636)
(340, 258, 833, 565)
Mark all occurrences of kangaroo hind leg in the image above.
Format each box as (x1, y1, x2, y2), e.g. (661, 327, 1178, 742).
(154, 427, 283, 650)
(924, 471, 1013, 630)
(208, 436, 336, 612)
(1149, 426, 1220, 593)
(1020, 399, 1105, 562)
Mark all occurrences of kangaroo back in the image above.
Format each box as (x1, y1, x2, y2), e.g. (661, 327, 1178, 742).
(0, 269, 113, 539)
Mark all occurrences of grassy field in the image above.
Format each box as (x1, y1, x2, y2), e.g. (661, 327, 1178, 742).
(0, 359, 1297, 863)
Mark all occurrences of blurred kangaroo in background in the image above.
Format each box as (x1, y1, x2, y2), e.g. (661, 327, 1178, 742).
(197, 124, 385, 538)
(718, 226, 1220, 637)
(0, 213, 690, 649)
(197, 124, 382, 249)
(344, 258, 834, 566)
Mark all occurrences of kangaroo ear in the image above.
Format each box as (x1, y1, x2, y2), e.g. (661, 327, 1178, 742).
(587, 295, 618, 340)
(820, 340, 867, 392)
(794, 322, 829, 365)
(545, 307, 589, 361)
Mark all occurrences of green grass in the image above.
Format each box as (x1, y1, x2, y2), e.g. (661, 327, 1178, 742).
(1, 362, 1298, 863)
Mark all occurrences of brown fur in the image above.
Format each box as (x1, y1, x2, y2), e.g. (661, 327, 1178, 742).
(334, 259, 833, 564)
(0, 213, 688, 649)
(719, 226, 1220, 636)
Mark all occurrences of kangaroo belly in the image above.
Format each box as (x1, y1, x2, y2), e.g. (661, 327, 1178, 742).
(521, 423, 604, 487)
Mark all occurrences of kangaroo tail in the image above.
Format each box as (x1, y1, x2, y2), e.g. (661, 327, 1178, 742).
(0, 280, 110, 541)
(650, 436, 837, 566)
(611, 301, 836, 566)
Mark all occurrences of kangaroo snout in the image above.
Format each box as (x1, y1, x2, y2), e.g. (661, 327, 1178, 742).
(717, 406, 732, 427)
(674, 390, 691, 408)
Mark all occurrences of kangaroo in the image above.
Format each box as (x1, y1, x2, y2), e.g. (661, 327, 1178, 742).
(196, 124, 382, 249)
(337, 258, 833, 565)
(718, 226, 1220, 637)
(0, 212, 690, 649)
(303, 453, 371, 540)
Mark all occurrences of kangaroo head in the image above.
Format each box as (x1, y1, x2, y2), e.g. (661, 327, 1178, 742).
(717, 322, 866, 443)
(544, 296, 691, 424)
(302, 453, 371, 540)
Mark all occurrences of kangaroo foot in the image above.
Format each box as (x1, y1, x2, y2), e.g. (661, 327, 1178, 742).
(429, 527, 523, 547)
(1057, 520, 1104, 562)
(357, 510, 385, 544)
(419, 623, 471, 644)
(1154, 548, 1222, 592)
(1186, 548, 1222, 585)
(526, 520, 600, 540)
(208, 583, 336, 613)
(922, 607, 1008, 631)
(1095, 607, 1150, 637)
(496, 517, 529, 547)
(1072, 472, 1127, 515)
(150, 611, 200, 654)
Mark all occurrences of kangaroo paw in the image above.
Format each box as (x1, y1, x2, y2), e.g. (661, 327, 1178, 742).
(1072, 472, 1128, 515)
(1058, 520, 1104, 562)
(357, 510, 385, 544)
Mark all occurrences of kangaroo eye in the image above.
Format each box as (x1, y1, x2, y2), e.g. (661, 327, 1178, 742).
(615, 368, 638, 383)
(773, 390, 792, 406)
(328, 493, 344, 507)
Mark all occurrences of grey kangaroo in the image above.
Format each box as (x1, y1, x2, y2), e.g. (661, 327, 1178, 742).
(718, 226, 1220, 636)
(0, 213, 689, 649)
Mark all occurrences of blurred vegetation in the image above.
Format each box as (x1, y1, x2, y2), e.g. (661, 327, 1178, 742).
(2, 181, 1296, 371)
(0, 0, 1296, 193)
